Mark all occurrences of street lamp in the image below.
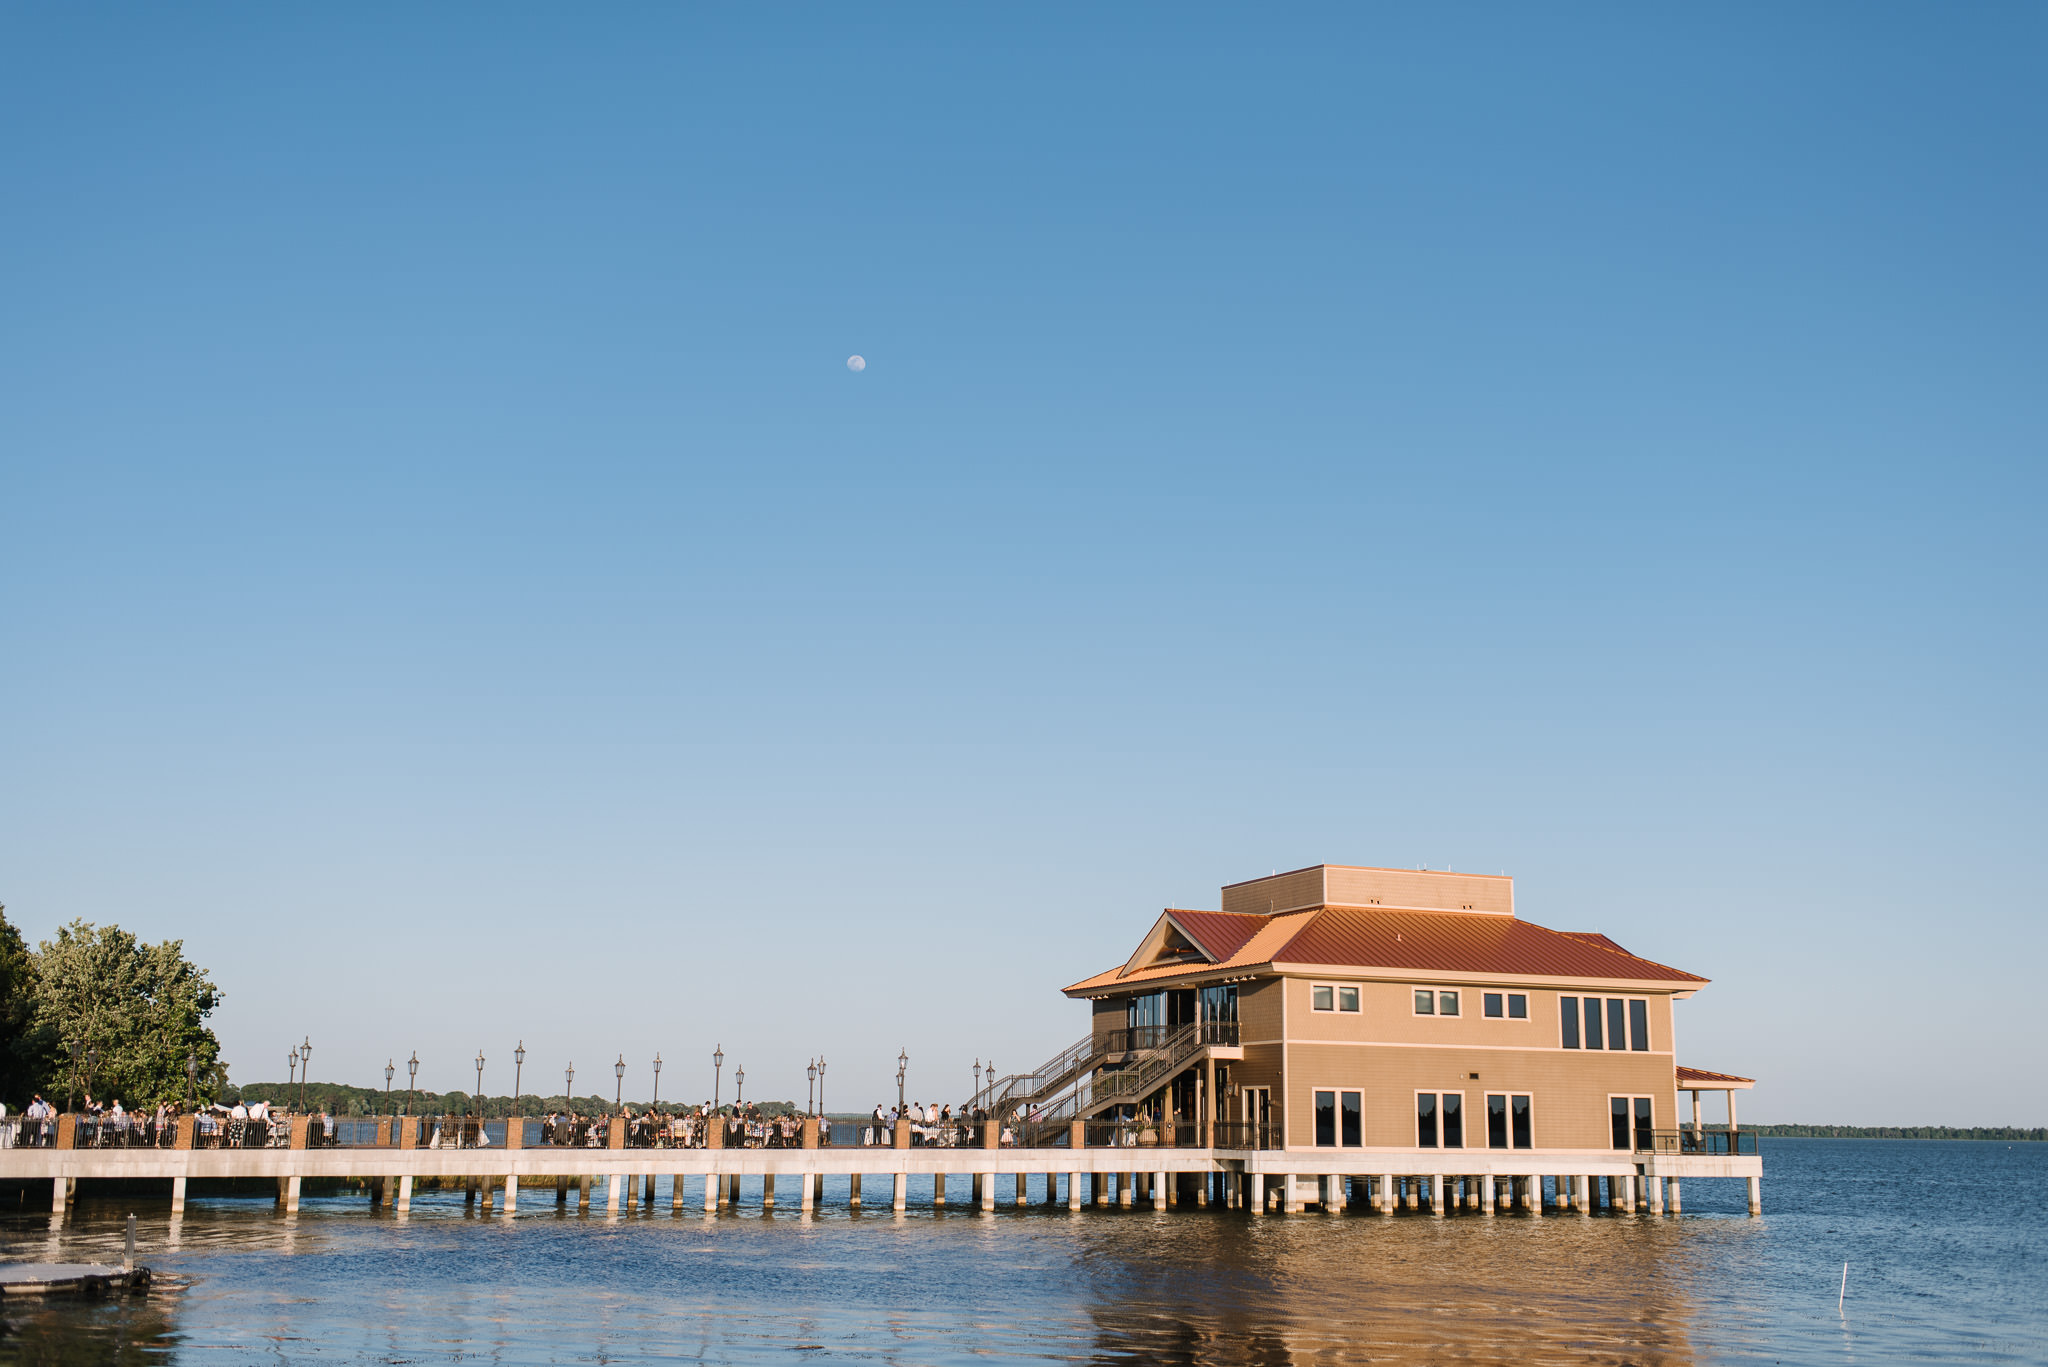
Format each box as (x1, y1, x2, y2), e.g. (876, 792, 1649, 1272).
(973, 1058, 982, 1101)
(565, 1062, 575, 1107)
(712, 1044, 724, 1112)
(652, 1053, 663, 1111)
(186, 1051, 198, 1108)
(288, 1047, 300, 1108)
(513, 1041, 525, 1118)
(816, 1057, 826, 1119)
(406, 1052, 419, 1118)
(613, 1055, 625, 1114)
(734, 1065, 745, 1109)
(807, 1059, 817, 1115)
(384, 1060, 395, 1117)
(299, 1037, 312, 1112)
(474, 1051, 486, 1116)
(896, 1048, 908, 1113)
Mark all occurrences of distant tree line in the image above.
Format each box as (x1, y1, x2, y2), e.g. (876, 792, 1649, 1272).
(1748, 1124, 2046, 1142)
(0, 906, 225, 1111)
(228, 1082, 802, 1119)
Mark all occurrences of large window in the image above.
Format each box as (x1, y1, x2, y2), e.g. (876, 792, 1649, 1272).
(1482, 992, 1529, 1019)
(1486, 1093, 1532, 1149)
(1200, 985, 1238, 1028)
(1416, 1092, 1463, 1148)
(1563, 996, 1650, 1051)
(1413, 989, 1461, 1016)
(1315, 1089, 1363, 1147)
(1611, 1096, 1654, 1151)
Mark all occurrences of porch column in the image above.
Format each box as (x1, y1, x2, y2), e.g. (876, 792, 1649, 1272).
(1648, 1175, 1664, 1214)
(1746, 1175, 1761, 1215)
(285, 1175, 301, 1215)
(764, 1173, 776, 1208)
(1668, 1177, 1682, 1213)
(1153, 1170, 1167, 1211)
(504, 1175, 518, 1213)
(397, 1174, 412, 1215)
(1528, 1176, 1542, 1217)
(1480, 1173, 1495, 1215)
(606, 1174, 622, 1213)
(1017, 1172, 1029, 1207)
(703, 1170, 718, 1213)
(1727, 1090, 1738, 1133)
(978, 1171, 994, 1212)
(1379, 1173, 1395, 1214)
(171, 1177, 187, 1215)
(800, 1172, 815, 1213)
(1068, 1171, 1083, 1211)
(892, 1169, 906, 1212)
(849, 1172, 862, 1207)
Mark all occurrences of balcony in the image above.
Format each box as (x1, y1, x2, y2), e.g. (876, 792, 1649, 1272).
(1634, 1127, 1758, 1156)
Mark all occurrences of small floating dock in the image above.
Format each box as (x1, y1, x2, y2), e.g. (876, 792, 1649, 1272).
(0, 1262, 150, 1296)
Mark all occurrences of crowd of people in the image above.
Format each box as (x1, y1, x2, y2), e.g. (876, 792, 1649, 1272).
(0, 1095, 345, 1149)
(534, 1103, 817, 1149)
(860, 1101, 1020, 1147)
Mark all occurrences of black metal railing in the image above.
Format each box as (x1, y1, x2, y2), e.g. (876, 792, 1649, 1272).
(1210, 1121, 1282, 1151)
(1635, 1128, 1759, 1156)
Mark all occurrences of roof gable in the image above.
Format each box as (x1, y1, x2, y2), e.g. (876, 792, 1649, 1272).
(1272, 906, 1707, 984)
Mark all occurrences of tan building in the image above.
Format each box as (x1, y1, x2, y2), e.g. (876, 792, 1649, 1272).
(1049, 864, 1757, 1208)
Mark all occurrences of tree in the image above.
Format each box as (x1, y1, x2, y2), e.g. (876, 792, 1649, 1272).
(0, 905, 55, 1107)
(31, 920, 224, 1110)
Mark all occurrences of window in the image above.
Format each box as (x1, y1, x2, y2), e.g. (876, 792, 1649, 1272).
(1564, 996, 1650, 1050)
(1338, 986, 1359, 1013)
(1200, 985, 1238, 1028)
(1611, 1096, 1654, 1151)
(1313, 985, 1335, 1012)
(1488, 1093, 1532, 1150)
(1484, 991, 1529, 1019)
(1439, 991, 1460, 1016)
(1316, 1089, 1363, 1147)
(1414, 989, 1434, 1015)
(1416, 1092, 1465, 1148)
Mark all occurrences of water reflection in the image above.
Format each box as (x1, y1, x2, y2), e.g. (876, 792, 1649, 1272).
(1078, 1212, 1703, 1366)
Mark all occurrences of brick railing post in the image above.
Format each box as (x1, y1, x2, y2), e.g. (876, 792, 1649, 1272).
(399, 1116, 420, 1149)
(176, 1114, 198, 1149)
(1069, 1119, 1085, 1150)
(982, 1119, 1000, 1150)
(290, 1115, 311, 1149)
(801, 1116, 820, 1149)
(376, 1117, 392, 1147)
(893, 1119, 911, 1150)
(607, 1116, 626, 1150)
(705, 1115, 724, 1149)
(54, 1115, 77, 1150)
(504, 1115, 524, 1150)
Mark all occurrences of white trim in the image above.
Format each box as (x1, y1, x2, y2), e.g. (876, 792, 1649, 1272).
(1283, 1037, 1673, 1056)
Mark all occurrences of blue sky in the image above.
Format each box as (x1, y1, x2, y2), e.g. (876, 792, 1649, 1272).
(3, 7, 2042, 1122)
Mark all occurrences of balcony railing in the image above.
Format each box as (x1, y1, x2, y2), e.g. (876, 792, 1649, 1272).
(1634, 1128, 1759, 1156)
(1209, 1121, 1282, 1151)
(1100, 1021, 1240, 1055)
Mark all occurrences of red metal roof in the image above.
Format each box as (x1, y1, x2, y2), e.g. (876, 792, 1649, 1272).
(1166, 909, 1270, 963)
(1676, 1066, 1755, 1088)
(1272, 907, 1708, 984)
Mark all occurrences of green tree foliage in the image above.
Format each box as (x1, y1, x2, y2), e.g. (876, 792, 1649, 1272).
(30, 919, 224, 1109)
(1749, 1124, 2045, 1141)
(0, 905, 55, 1107)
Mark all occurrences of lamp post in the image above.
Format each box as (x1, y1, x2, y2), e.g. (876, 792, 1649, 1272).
(473, 1051, 486, 1117)
(406, 1052, 419, 1118)
(816, 1057, 826, 1119)
(384, 1060, 395, 1117)
(565, 1062, 575, 1109)
(63, 1042, 80, 1112)
(712, 1044, 724, 1112)
(652, 1053, 663, 1111)
(734, 1065, 744, 1109)
(513, 1041, 525, 1118)
(896, 1049, 908, 1113)
(613, 1055, 625, 1114)
(973, 1058, 982, 1103)
(288, 1047, 299, 1109)
(807, 1060, 817, 1116)
(186, 1051, 198, 1109)
(299, 1037, 312, 1112)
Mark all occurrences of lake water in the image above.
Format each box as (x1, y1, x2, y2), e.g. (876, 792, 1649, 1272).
(1, 1139, 2042, 1365)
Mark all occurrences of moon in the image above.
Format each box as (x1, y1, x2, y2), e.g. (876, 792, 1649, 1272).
(846, 355, 866, 372)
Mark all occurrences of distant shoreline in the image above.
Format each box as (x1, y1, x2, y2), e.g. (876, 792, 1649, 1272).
(1749, 1125, 2044, 1141)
